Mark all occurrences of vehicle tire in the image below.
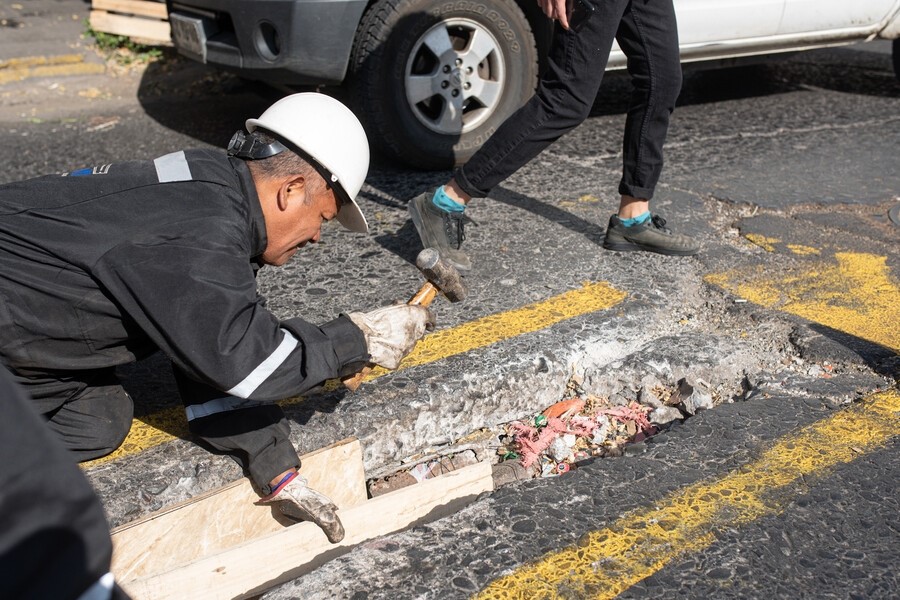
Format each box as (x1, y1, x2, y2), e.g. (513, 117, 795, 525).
(347, 0, 539, 169)
(893, 39, 900, 82)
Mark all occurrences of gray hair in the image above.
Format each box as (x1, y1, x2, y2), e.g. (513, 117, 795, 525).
(244, 130, 325, 195)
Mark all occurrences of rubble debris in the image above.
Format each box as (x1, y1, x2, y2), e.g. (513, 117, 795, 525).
(507, 413, 596, 468)
(650, 406, 685, 425)
(638, 386, 664, 408)
(369, 375, 727, 493)
(542, 397, 585, 419)
(368, 450, 478, 497)
(667, 377, 715, 415)
(491, 461, 530, 487)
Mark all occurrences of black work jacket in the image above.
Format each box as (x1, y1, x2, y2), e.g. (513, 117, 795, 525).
(0, 149, 367, 402)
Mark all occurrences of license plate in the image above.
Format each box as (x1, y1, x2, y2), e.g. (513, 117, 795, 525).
(170, 12, 215, 63)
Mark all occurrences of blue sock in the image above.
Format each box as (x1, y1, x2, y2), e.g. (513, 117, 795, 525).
(619, 211, 651, 227)
(432, 186, 466, 213)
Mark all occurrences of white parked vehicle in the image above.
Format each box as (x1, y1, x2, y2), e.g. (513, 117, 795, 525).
(168, 0, 900, 168)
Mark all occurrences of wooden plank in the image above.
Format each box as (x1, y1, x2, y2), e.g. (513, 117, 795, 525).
(89, 10, 171, 43)
(93, 0, 168, 20)
(121, 461, 494, 600)
(111, 438, 367, 583)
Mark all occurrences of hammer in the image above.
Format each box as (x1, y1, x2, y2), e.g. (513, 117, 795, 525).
(342, 248, 467, 391)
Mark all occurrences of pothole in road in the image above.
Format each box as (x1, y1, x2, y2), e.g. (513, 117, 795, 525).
(365, 314, 861, 499)
(367, 371, 765, 497)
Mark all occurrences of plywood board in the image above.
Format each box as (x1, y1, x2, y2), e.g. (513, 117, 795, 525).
(93, 0, 168, 20)
(121, 461, 493, 600)
(111, 438, 367, 582)
(89, 10, 171, 43)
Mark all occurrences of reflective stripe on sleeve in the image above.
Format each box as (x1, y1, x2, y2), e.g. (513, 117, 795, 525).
(184, 396, 264, 421)
(154, 151, 192, 182)
(226, 328, 299, 398)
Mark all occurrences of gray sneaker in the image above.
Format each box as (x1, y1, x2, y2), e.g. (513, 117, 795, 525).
(603, 214, 700, 256)
(408, 191, 473, 272)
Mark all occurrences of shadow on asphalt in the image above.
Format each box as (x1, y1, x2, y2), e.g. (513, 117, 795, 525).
(801, 323, 899, 383)
(491, 186, 607, 246)
(591, 45, 899, 118)
(134, 50, 284, 148)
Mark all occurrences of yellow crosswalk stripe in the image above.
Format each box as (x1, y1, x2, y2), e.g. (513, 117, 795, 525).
(0, 54, 106, 84)
(706, 251, 899, 353)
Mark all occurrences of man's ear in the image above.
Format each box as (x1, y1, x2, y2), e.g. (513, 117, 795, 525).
(277, 176, 307, 211)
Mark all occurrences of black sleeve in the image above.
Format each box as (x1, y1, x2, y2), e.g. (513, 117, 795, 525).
(0, 367, 128, 600)
(92, 231, 369, 402)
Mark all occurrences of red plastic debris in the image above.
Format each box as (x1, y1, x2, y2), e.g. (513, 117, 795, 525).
(542, 397, 585, 420)
(596, 402, 655, 434)
(509, 416, 596, 467)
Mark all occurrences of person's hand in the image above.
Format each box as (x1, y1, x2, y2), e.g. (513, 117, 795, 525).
(348, 305, 436, 370)
(538, 0, 570, 29)
(256, 473, 344, 543)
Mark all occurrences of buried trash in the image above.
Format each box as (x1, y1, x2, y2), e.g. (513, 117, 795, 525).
(499, 395, 662, 478)
(370, 376, 736, 493)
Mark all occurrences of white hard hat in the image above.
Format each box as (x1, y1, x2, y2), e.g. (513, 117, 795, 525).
(246, 93, 370, 234)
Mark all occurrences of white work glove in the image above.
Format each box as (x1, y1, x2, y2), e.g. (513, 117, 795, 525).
(256, 474, 344, 543)
(348, 305, 435, 370)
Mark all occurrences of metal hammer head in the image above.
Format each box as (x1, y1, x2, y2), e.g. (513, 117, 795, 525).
(415, 248, 467, 302)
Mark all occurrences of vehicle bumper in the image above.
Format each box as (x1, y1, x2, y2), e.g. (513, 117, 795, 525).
(169, 0, 367, 85)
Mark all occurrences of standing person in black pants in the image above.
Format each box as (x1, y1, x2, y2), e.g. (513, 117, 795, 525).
(409, 0, 699, 272)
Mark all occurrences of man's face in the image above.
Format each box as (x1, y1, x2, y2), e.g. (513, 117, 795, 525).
(259, 175, 340, 266)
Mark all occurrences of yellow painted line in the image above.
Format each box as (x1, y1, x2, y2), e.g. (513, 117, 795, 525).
(786, 244, 820, 256)
(706, 251, 900, 353)
(362, 281, 627, 378)
(0, 54, 106, 84)
(0, 54, 87, 69)
(84, 281, 627, 467)
(476, 389, 900, 599)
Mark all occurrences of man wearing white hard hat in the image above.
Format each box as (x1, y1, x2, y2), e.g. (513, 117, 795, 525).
(0, 93, 433, 543)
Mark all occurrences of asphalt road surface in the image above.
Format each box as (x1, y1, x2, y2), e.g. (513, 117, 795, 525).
(1, 1, 898, 598)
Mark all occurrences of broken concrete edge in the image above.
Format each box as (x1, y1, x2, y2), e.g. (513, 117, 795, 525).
(354, 329, 774, 483)
(357, 323, 892, 497)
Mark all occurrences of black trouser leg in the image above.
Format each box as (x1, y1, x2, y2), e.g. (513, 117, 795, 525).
(44, 384, 134, 462)
(616, 0, 683, 199)
(454, 0, 681, 203)
(9, 367, 133, 462)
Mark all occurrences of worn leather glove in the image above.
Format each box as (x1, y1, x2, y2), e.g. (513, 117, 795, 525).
(348, 305, 435, 369)
(256, 473, 345, 543)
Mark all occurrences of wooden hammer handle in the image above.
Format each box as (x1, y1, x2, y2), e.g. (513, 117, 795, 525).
(341, 282, 439, 391)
